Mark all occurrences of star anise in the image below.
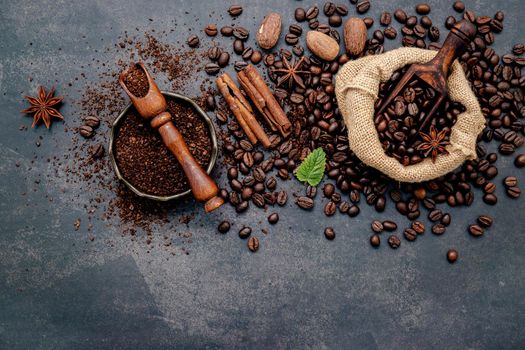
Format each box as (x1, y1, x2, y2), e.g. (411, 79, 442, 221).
(21, 86, 64, 128)
(273, 56, 310, 90)
(416, 125, 450, 163)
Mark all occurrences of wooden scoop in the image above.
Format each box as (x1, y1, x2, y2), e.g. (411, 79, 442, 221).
(119, 62, 224, 213)
(376, 20, 477, 133)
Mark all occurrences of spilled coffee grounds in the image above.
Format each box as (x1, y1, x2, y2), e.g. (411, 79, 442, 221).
(114, 97, 212, 196)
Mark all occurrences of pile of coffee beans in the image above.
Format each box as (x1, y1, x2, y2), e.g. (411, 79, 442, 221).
(203, 1, 525, 259)
(374, 69, 465, 165)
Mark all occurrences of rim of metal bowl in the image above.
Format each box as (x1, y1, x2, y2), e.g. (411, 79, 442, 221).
(108, 91, 218, 202)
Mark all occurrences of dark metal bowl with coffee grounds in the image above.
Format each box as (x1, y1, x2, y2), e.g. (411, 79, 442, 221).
(109, 92, 218, 200)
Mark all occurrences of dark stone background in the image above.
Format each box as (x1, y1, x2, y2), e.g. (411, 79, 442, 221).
(1, 0, 524, 349)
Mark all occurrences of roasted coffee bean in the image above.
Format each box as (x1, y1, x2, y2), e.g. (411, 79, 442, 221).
(339, 201, 350, 213)
(483, 193, 498, 205)
(323, 183, 335, 197)
(236, 201, 249, 213)
(380, 12, 392, 26)
(441, 213, 451, 226)
(348, 205, 360, 217)
(306, 185, 317, 198)
(241, 47, 253, 60)
(387, 235, 401, 249)
(329, 15, 342, 27)
(384, 27, 397, 39)
(205, 24, 218, 36)
(252, 193, 265, 208)
(415, 3, 431, 15)
(276, 191, 288, 206)
(453, 1, 465, 13)
(218, 52, 230, 67)
(187, 35, 199, 48)
(84, 116, 100, 128)
(204, 63, 220, 75)
(383, 220, 397, 231)
(218, 220, 231, 233)
(394, 9, 407, 23)
(233, 27, 249, 40)
(251, 50, 263, 64)
(468, 224, 484, 237)
(447, 249, 458, 263)
(411, 221, 425, 234)
(324, 201, 337, 216)
(266, 176, 277, 190)
(268, 213, 279, 224)
(248, 236, 259, 252)
(323, 2, 336, 16)
(506, 186, 521, 198)
(228, 5, 242, 16)
(371, 220, 383, 233)
(336, 4, 348, 16)
(208, 46, 222, 61)
(295, 7, 306, 22)
(233, 39, 244, 54)
(324, 227, 336, 240)
(431, 223, 446, 235)
(296, 196, 314, 209)
(79, 125, 94, 138)
(306, 6, 319, 20)
(503, 176, 518, 187)
(90, 143, 105, 159)
(239, 226, 252, 239)
(477, 215, 493, 228)
(221, 26, 234, 36)
(370, 234, 381, 247)
(289, 24, 303, 36)
(404, 228, 417, 241)
(234, 61, 248, 72)
(356, 0, 370, 14)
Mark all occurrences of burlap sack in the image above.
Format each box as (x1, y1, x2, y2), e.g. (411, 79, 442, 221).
(335, 47, 485, 183)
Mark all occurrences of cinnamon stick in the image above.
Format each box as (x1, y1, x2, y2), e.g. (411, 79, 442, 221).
(238, 64, 292, 137)
(216, 73, 271, 148)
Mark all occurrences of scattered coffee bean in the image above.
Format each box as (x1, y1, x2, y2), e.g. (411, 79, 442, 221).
(90, 143, 105, 159)
(477, 215, 493, 228)
(370, 234, 381, 247)
(431, 224, 446, 235)
(239, 227, 252, 239)
(383, 220, 397, 231)
(205, 24, 218, 36)
(228, 5, 243, 16)
(469, 224, 484, 237)
(79, 125, 94, 138)
(218, 220, 231, 233)
(447, 249, 458, 263)
(187, 34, 199, 48)
(324, 227, 335, 240)
(268, 213, 279, 224)
(248, 236, 259, 252)
(404, 228, 417, 241)
(388, 235, 401, 249)
(415, 3, 431, 15)
(371, 220, 384, 233)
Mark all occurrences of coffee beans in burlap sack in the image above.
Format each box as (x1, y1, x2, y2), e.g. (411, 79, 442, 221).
(335, 47, 485, 183)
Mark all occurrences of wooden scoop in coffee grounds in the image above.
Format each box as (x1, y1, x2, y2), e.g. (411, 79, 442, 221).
(376, 20, 477, 133)
(119, 62, 224, 213)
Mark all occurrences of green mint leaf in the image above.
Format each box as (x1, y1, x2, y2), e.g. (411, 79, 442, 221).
(295, 147, 326, 186)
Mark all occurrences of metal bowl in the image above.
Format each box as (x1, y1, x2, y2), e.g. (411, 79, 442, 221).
(108, 91, 218, 201)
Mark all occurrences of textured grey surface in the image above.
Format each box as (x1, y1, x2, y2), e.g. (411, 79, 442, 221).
(1, 0, 525, 349)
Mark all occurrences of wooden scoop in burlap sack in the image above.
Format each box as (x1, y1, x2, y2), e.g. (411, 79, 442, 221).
(335, 47, 485, 183)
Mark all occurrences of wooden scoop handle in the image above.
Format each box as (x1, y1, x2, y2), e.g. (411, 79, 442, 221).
(152, 112, 224, 212)
(429, 20, 477, 77)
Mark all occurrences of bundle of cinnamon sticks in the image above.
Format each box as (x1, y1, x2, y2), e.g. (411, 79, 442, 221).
(216, 65, 291, 148)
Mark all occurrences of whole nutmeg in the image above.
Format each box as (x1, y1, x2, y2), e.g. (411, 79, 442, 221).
(256, 12, 282, 50)
(306, 31, 340, 61)
(343, 17, 367, 56)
